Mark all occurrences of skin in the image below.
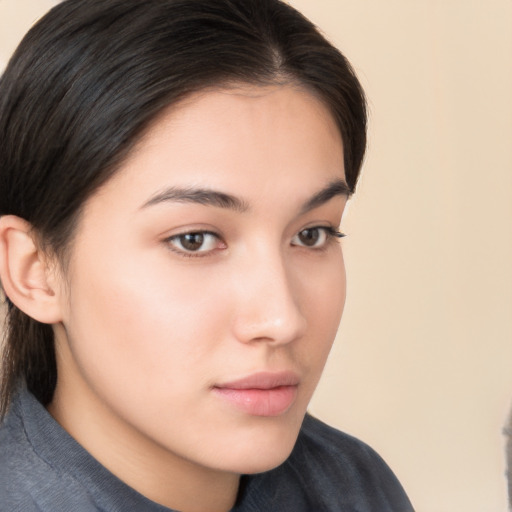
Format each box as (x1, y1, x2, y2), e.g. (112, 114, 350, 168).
(47, 84, 348, 512)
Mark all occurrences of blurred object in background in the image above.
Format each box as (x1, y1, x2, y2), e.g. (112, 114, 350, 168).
(505, 407, 512, 510)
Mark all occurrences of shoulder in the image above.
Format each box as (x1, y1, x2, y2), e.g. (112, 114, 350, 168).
(296, 413, 395, 472)
(240, 414, 414, 512)
(0, 393, 95, 512)
(290, 414, 414, 511)
(0, 402, 49, 510)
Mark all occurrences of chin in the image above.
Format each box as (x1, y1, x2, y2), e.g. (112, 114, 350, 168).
(226, 444, 296, 475)
(213, 418, 303, 475)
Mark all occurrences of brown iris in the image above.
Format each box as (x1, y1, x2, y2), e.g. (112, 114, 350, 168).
(297, 228, 320, 247)
(179, 233, 205, 251)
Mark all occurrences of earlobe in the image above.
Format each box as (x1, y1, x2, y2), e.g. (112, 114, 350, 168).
(0, 215, 63, 324)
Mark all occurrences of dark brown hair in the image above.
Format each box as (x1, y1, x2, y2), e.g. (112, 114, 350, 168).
(0, 0, 367, 418)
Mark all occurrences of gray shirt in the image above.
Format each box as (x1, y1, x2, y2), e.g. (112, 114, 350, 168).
(0, 389, 414, 511)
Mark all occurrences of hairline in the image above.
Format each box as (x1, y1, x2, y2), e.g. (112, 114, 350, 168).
(54, 76, 348, 271)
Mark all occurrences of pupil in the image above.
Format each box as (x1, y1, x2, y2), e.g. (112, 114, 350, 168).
(299, 228, 319, 246)
(181, 233, 204, 251)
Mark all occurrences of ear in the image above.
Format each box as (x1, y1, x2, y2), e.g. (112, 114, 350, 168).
(0, 215, 63, 324)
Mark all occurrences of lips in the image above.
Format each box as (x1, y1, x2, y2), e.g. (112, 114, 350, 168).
(212, 371, 299, 417)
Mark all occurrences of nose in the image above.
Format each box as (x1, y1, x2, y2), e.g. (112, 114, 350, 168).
(230, 249, 307, 345)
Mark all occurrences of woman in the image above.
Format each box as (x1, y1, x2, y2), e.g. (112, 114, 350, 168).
(0, 0, 413, 510)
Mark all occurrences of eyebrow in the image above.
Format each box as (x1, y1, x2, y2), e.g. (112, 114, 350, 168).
(141, 186, 249, 212)
(299, 178, 351, 214)
(141, 178, 350, 213)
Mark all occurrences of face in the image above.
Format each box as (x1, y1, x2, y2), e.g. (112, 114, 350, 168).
(51, 85, 348, 479)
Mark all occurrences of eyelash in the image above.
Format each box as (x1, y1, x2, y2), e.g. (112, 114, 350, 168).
(164, 226, 345, 258)
(291, 226, 345, 250)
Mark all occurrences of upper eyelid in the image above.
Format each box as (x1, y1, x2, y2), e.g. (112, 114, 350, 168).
(166, 229, 219, 238)
(164, 224, 341, 240)
(163, 227, 223, 242)
(165, 224, 338, 238)
(292, 225, 344, 241)
(294, 224, 343, 236)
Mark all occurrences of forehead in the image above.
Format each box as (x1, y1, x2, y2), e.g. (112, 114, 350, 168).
(90, 84, 345, 213)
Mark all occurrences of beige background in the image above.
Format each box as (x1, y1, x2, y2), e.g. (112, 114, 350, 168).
(1, 1, 511, 511)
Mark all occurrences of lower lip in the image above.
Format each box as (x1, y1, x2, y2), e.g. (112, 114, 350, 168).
(213, 385, 298, 417)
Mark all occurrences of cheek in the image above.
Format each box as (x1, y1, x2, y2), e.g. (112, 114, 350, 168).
(63, 248, 232, 405)
(304, 249, 346, 325)
(295, 251, 346, 370)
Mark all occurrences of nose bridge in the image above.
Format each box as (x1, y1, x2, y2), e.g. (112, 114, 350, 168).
(231, 244, 307, 345)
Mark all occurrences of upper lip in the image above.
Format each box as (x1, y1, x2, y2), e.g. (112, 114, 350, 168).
(214, 371, 300, 390)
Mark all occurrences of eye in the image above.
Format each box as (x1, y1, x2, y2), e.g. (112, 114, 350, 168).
(165, 231, 224, 256)
(291, 226, 345, 248)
